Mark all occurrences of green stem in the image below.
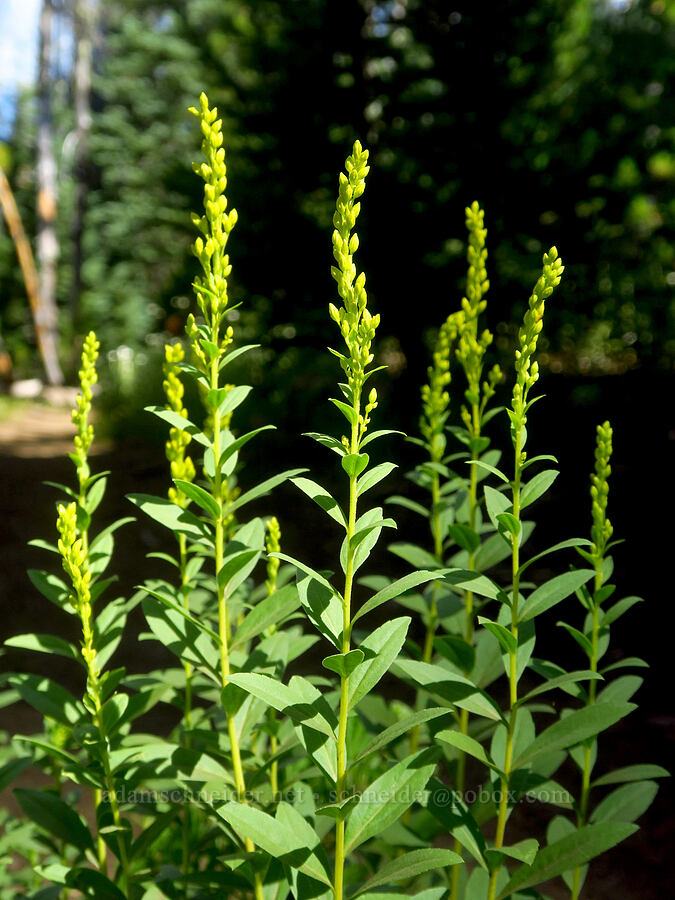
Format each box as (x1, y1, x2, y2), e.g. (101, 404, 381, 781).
(570, 565, 602, 900)
(209, 351, 264, 900)
(487, 425, 523, 900)
(334, 412, 360, 900)
(178, 532, 193, 895)
(451, 406, 480, 900)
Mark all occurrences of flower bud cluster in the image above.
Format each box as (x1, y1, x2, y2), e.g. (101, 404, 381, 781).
(189, 92, 238, 325)
(265, 516, 281, 596)
(57, 502, 96, 671)
(455, 203, 498, 432)
(512, 247, 564, 425)
(72, 331, 99, 488)
(420, 312, 461, 453)
(590, 420, 614, 559)
(328, 141, 379, 395)
(163, 342, 195, 507)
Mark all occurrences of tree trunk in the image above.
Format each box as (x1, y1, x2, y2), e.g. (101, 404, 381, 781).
(71, 0, 96, 327)
(36, 0, 64, 385)
(0, 166, 56, 383)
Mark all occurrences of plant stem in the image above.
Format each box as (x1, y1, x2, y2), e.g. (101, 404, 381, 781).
(570, 565, 602, 900)
(486, 426, 523, 900)
(334, 413, 360, 900)
(178, 532, 193, 895)
(210, 355, 264, 900)
(451, 411, 479, 900)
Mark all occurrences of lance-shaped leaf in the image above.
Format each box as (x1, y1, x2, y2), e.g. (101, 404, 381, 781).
(348, 617, 410, 709)
(352, 708, 452, 767)
(291, 476, 347, 528)
(173, 480, 220, 519)
(353, 570, 470, 623)
(323, 649, 364, 678)
(354, 848, 462, 896)
(275, 801, 333, 886)
(356, 462, 397, 497)
(14, 788, 94, 852)
(128, 493, 210, 539)
(9, 674, 83, 725)
(519, 569, 595, 623)
(436, 729, 502, 774)
(142, 594, 221, 677)
(344, 748, 439, 853)
(144, 406, 210, 447)
(226, 673, 336, 738)
(495, 823, 638, 900)
(426, 775, 488, 869)
(289, 674, 338, 782)
(227, 468, 308, 516)
(393, 659, 502, 721)
(5, 633, 81, 664)
(590, 780, 659, 824)
(513, 702, 636, 769)
(592, 764, 669, 788)
(232, 583, 301, 649)
(519, 468, 558, 508)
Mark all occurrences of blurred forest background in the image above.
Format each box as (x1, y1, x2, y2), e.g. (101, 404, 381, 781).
(0, 0, 673, 416)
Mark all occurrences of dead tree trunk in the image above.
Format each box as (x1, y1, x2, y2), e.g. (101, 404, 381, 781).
(0, 165, 56, 382)
(36, 0, 64, 385)
(71, 0, 96, 326)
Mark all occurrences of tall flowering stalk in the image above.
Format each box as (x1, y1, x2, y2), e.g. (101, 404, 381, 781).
(186, 92, 264, 900)
(58, 333, 130, 893)
(486, 248, 564, 900)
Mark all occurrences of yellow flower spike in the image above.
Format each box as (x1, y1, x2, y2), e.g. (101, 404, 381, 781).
(265, 517, 281, 597)
(590, 420, 614, 559)
(71, 331, 100, 489)
(162, 342, 195, 507)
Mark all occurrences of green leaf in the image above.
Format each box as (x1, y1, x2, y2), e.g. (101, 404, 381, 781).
(65, 868, 126, 900)
(518, 538, 592, 576)
(275, 801, 333, 886)
(232, 584, 301, 648)
(513, 702, 636, 769)
(557, 621, 593, 657)
(342, 452, 369, 478)
(217, 426, 276, 474)
(495, 823, 638, 899)
(218, 549, 261, 596)
(488, 838, 539, 867)
(291, 476, 347, 528)
(144, 406, 210, 447)
(128, 493, 209, 539)
(389, 542, 439, 570)
(0, 756, 33, 792)
(226, 673, 336, 737)
(296, 573, 344, 648)
(101, 694, 129, 736)
(217, 802, 330, 881)
(519, 570, 596, 623)
(356, 462, 397, 496)
(344, 748, 439, 853)
(393, 659, 502, 720)
(322, 649, 364, 677)
(5, 633, 81, 663)
(468, 459, 510, 484)
(211, 384, 252, 416)
(303, 431, 346, 456)
(330, 398, 358, 426)
(227, 468, 307, 515)
(484, 485, 510, 530)
(9, 674, 83, 725)
(590, 781, 659, 824)
(355, 849, 462, 896)
(426, 775, 488, 869)
(496, 512, 520, 539)
(352, 708, 451, 766)
(518, 670, 602, 705)
(360, 428, 405, 448)
(478, 617, 517, 656)
(436, 729, 500, 772)
(592, 764, 669, 787)
(386, 495, 430, 518)
(342, 508, 396, 575)
(316, 794, 361, 822)
(434, 635, 475, 674)
(353, 570, 443, 623)
(173, 480, 220, 519)
(448, 523, 481, 554)
(142, 594, 220, 675)
(349, 617, 410, 709)
(600, 596, 644, 628)
(14, 788, 93, 852)
(520, 469, 558, 509)
(26, 569, 73, 612)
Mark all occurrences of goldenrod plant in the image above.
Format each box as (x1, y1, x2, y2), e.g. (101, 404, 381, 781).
(0, 96, 664, 900)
